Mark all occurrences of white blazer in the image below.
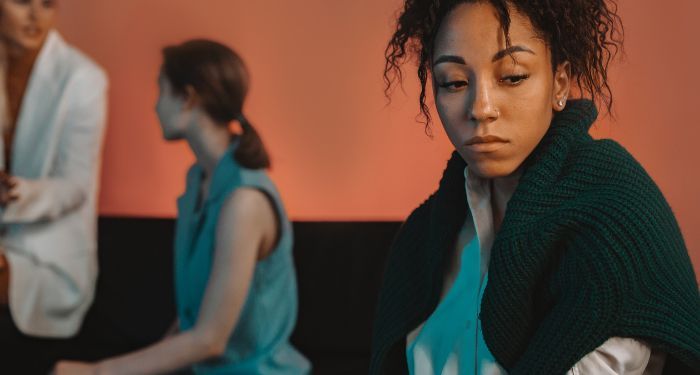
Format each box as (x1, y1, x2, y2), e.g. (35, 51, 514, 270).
(0, 30, 108, 338)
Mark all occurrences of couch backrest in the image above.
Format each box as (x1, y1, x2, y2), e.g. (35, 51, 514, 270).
(70, 217, 400, 373)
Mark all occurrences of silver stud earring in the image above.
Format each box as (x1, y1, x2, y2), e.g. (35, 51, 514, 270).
(558, 99, 566, 107)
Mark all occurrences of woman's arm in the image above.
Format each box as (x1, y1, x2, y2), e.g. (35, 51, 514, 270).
(161, 319, 179, 339)
(55, 188, 278, 375)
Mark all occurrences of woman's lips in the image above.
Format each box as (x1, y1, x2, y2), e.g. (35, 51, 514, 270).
(23, 25, 42, 38)
(464, 135, 509, 153)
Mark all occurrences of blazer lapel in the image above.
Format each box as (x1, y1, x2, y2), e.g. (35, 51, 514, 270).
(11, 30, 66, 178)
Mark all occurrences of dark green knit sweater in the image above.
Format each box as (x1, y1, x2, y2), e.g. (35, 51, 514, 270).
(370, 100, 700, 374)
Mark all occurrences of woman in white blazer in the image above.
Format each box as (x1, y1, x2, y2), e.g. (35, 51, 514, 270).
(0, 0, 108, 367)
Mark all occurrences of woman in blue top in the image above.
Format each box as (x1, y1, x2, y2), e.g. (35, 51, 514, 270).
(55, 39, 310, 374)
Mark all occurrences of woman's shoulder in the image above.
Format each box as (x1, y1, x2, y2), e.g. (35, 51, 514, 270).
(387, 193, 435, 261)
(390, 152, 464, 252)
(566, 136, 662, 199)
(46, 31, 108, 90)
(63, 49, 108, 91)
(542, 136, 685, 257)
(236, 166, 277, 193)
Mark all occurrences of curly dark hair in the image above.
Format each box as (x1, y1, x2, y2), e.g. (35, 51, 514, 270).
(384, 0, 624, 131)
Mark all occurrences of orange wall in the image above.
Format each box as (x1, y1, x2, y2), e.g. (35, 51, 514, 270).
(55, 1, 699, 274)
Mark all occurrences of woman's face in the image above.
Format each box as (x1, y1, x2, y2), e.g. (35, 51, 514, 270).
(156, 74, 191, 141)
(432, 2, 570, 179)
(0, 0, 57, 52)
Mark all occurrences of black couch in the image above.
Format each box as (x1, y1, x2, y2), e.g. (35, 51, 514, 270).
(56, 217, 401, 374)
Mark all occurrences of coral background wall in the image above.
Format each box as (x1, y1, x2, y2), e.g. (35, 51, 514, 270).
(55, 0, 699, 274)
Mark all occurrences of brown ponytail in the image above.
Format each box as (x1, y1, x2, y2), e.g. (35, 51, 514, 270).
(235, 114, 270, 169)
(162, 39, 271, 169)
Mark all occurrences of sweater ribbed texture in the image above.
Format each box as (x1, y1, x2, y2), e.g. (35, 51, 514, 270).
(370, 100, 700, 374)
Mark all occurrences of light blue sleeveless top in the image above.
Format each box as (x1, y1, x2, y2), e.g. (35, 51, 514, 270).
(174, 142, 311, 374)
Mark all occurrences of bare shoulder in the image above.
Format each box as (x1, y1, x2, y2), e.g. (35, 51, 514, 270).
(218, 187, 276, 231)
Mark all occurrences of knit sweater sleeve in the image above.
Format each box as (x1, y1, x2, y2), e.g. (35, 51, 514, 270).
(370, 195, 434, 375)
(509, 229, 626, 374)
(511, 139, 700, 374)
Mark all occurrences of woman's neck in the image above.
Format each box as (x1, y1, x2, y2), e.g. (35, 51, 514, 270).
(488, 168, 523, 232)
(185, 115, 232, 178)
(5, 40, 41, 71)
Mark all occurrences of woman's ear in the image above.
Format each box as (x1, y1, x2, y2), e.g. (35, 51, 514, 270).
(183, 85, 200, 110)
(552, 61, 571, 111)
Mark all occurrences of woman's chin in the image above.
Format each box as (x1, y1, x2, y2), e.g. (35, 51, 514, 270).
(12, 34, 47, 52)
(462, 158, 519, 180)
(161, 130, 181, 141)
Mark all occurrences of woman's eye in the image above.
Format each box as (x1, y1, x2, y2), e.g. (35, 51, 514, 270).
(501, 74, 530, 85)
(438, 80, 468, 91)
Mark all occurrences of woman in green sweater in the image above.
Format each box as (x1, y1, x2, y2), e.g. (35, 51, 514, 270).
(371, 1, 700, 374)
